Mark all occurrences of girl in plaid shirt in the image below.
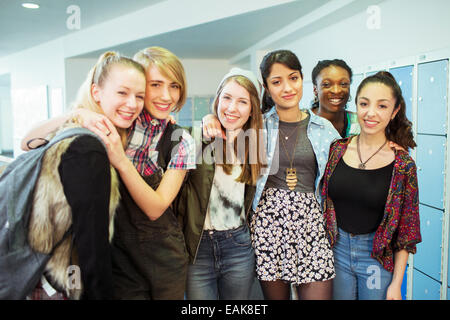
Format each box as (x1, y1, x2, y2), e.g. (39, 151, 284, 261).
(22, 47, 195, 299)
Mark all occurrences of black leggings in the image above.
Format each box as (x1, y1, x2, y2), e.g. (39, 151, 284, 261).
(259, 279, 333, 300)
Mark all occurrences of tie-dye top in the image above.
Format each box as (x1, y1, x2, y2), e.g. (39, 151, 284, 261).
(204, 165, 245, 231)
(321, 137, 421, 272)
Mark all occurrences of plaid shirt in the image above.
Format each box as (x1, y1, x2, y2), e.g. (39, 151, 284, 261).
(126, 110, 196, 176)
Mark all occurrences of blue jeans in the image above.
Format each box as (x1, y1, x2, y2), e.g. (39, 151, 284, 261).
(333, 228, 393, 300)
(186, 225, 255, 300)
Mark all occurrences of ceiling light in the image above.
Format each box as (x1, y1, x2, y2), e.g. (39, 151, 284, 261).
(22, 3, 40, 9)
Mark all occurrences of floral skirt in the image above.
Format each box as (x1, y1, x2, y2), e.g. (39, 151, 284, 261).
(250, 188, 335, 285)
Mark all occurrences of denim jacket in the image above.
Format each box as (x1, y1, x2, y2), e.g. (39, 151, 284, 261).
(252, 107, 341, 211)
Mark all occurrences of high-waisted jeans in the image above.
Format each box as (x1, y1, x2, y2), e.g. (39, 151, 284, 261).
(186, 225, 255, 300)
(333, 228, 393, 300)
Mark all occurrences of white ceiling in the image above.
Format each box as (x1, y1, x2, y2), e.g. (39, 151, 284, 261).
(1, 0, 386, 64)
(1, 0, 334, 60)
(0, 0, 164, 58)
(74, 0, 330, 60)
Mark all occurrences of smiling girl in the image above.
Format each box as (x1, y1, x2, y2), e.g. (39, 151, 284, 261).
(175, 68, 265, 300)
(23, 51, 146, 299)
(202, 50, 341, 300)
(248, 50, 340, 300)
(21, 47, 195, 300)
(311, 59, 360, 138)
(87, 47, 195, 300)
(321, 71, 421, 300)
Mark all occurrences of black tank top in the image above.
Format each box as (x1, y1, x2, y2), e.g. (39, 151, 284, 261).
(328, 158, 394, 234)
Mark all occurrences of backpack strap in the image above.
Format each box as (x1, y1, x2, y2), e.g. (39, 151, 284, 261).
(47, 127, 106, 150)
(0, 127, 103, 251)
(26, 127, 104, 151)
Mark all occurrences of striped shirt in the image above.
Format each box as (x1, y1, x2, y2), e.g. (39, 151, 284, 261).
(126, 109, 196, 176)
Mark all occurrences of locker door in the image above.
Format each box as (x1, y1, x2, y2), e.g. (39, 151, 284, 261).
(193, 97, 213, 123)
(414, 205, 443, 281)
(401, 264, 408, 300)
(412, 270, 441, 300)
(417, 59, 448, 135)
(416, 135, 446, 209)
(390, 65, 414, 121)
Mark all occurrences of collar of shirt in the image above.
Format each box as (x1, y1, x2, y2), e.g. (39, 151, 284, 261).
(138, 109, 167, 129)
(126, 109, 168, 176)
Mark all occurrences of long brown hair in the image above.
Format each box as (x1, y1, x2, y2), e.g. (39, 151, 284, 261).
(212, 75, 265, 186)
(355, 71, 416, 150)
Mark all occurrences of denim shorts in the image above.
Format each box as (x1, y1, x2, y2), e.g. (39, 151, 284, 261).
(333, 228, 393, 300)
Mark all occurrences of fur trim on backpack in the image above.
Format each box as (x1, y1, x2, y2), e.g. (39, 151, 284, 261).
(28, 125, 120, 299)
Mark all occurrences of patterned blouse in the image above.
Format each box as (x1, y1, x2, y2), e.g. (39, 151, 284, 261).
(321, 137, 421, 272)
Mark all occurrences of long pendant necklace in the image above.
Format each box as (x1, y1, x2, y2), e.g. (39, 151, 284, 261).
(279, 112, 303, 190)
(356, 135, 388, 169)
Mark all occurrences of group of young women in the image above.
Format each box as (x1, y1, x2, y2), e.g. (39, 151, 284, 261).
(20, 45, 421, 300)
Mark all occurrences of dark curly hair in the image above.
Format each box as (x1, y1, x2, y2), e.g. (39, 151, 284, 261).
(259, 50, 303, 113)
(356, 71, 416, 150)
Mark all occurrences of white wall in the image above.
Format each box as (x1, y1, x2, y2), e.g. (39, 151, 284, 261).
(63, 57, 231, 106)
(182, 59, 232, 96)
(0, 0, 289, 157)
(281, 0, 450, 80)
(0, 39, 66, 156)
(64, 57, 98, 108)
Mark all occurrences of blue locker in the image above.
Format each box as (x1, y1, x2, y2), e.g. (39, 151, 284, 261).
(412, 269, 441, 300)
(390, 65, 413, 122)
(401, 264, 408, 300)
(348, 73, 364, 113)
(178, 97, 193, 127)
(417, 59, 448, 135)
(414, 205, 442, 281)
(416, 135, 446, 209)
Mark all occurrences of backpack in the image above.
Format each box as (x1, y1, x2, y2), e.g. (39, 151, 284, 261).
(0, 127, 103, 300)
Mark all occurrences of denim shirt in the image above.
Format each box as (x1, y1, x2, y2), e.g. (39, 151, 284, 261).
(252, 107, 341, 211)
